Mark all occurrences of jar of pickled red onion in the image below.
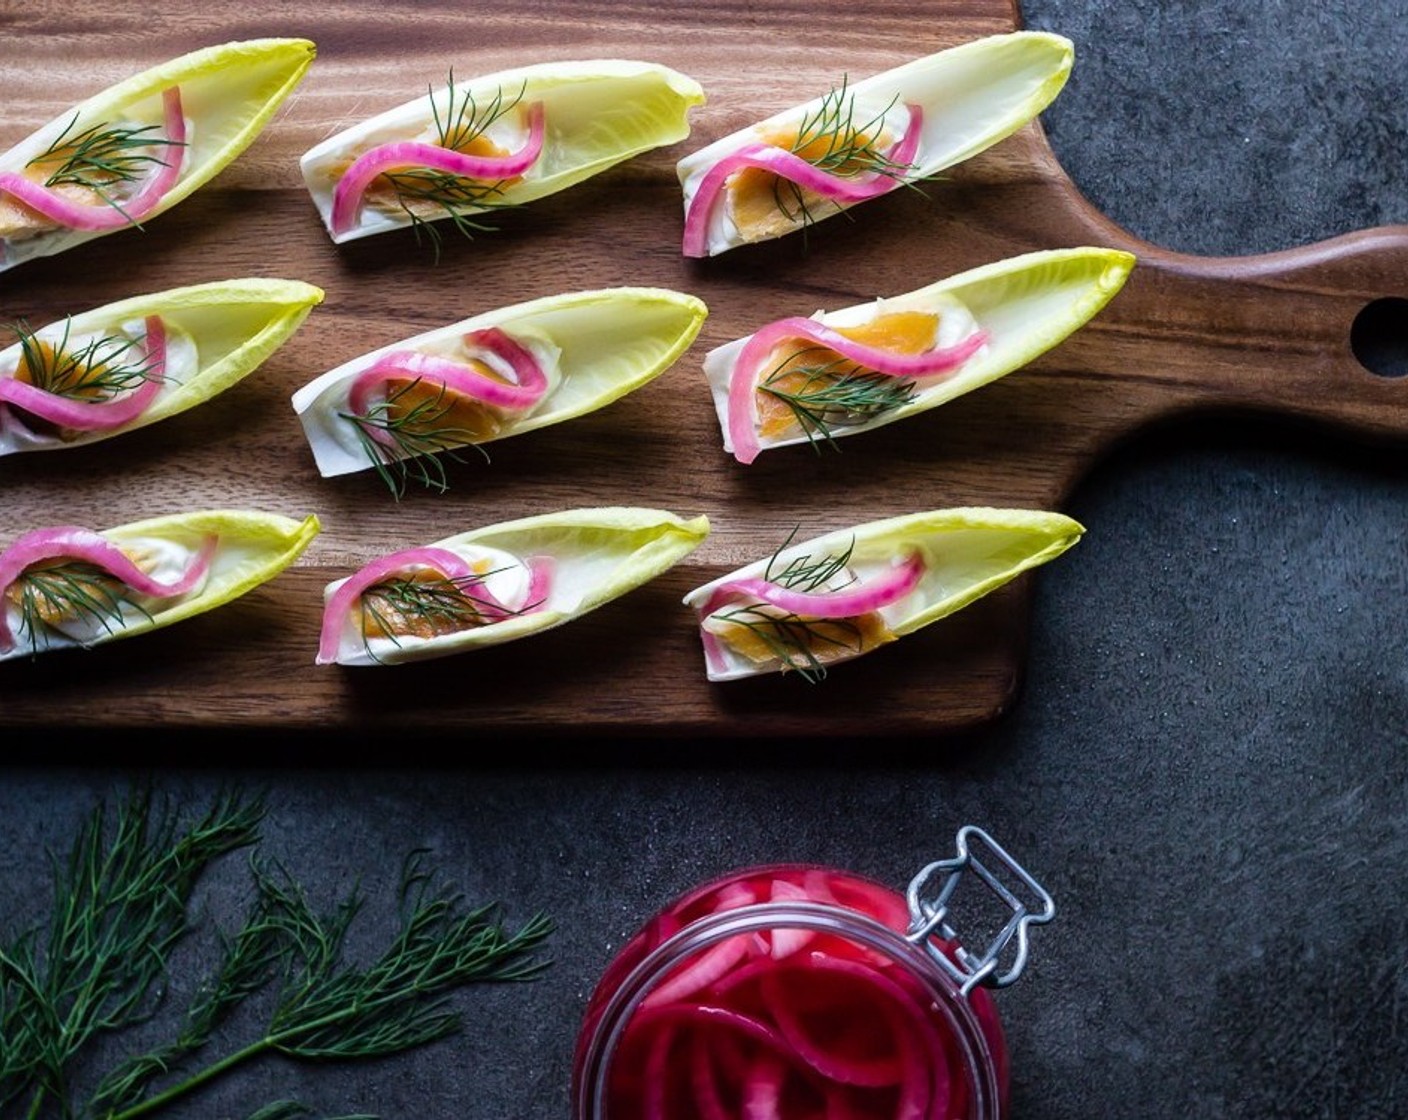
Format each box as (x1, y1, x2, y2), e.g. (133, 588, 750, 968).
(572, 826, 1054, 1120)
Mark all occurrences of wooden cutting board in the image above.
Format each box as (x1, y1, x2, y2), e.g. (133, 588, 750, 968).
(3, 0, 1405, 738)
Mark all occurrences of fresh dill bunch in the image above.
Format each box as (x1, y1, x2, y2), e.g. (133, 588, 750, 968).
(26, 113, 186, 220)
(710, 530, 863, 684)
(0, 789, 265, 1118)
(383, 74, 529, 261)
(759, 346, 918, 452)
(12, 317, 164, 402)
(101, 851, 551, 1118)
(9, 558, 153, 655)
(252, 849, 553, 1062)
(341, 377, 488, 500)
(772, 76, 927, 240)
(2, 789, 554, 1120)
(357, 567, 526, 663)
(86, 883, 289, 1116)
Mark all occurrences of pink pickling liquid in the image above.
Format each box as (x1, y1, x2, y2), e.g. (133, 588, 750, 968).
(573, 865, 1010, 1120)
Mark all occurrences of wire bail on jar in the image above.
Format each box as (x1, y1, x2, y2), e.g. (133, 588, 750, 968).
(905, 825, 1056, 996)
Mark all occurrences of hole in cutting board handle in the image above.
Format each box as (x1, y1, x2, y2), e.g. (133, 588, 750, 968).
(1351, 297, 1408, 377)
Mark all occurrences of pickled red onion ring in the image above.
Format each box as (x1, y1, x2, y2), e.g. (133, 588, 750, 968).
(331, 101, 546, 235)
(699, 626, 730, 678)
(742, 1053, 786, 1120)
(643, 933, 754, 1008)
(0, 89, 186, 231)
(0, 525, 215, 652)
(631, 1004, 796, 1060)
(347, 326, 549, 452)
(699, 550, 923, 625)
(826, 872, 913, 933)
(523, 554, 553, 609)
(759, 969, 903, 1088)
(643, 882, 760, 1007)
(767, 879, 815, 959)
(690, 1037, 732, 1120)
(707, 951, 789, 999)
(682, 104, 923, 258)
(705, 1027, 752, 1088)
(0, 315, 166, 432)
(713, 879, 762, 909)
(643, 1023, 677, 1120)
(316, 545, 549, 664)
(728, 315, 989, 464)
(823, 1084, 865, 1120)
(769, 955, 943, 1118)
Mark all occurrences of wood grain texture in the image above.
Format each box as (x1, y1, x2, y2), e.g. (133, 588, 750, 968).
(2, 0, 1404, 736)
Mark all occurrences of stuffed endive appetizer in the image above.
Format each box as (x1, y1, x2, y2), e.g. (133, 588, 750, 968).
(317, 507, 708, 666)
(677, 31, 1072, 257)
(0, 278, 323, 456)
(292, 286, 707, 497)
(684, 508, 1082, 682)
(708, 247, 1134, 463)
(300, 59, 704, 250)
(0, 39, 316, 273)
(0, 509, 319, 661)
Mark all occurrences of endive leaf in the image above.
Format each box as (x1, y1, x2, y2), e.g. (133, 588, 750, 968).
(706, 247, 1135, 462)
(0, 509, 320, 662)
(291, 286, 708, 494)
(0, 38, 316, 272)
(319, 506, 710, 666)
(300, 59, 704, 246)
(677, 31, 1073, 256)
(682, 507, 1083, 682)
(0, 278, 324, 456)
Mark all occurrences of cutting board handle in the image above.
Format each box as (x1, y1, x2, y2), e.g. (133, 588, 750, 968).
(1031, 130, 1408, 445)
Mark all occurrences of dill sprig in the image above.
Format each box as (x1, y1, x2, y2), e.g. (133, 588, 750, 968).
(26, 113, 185, 220)
(382, 171, 515, 263)
(712, 530, 862, 684)
(342, 377, 489, 500)
(792, 78, 913, 179)
(358, 567, 529, 663)
(256, 850, 552, 1059)
(759, 346, 917, 452)
(87, 886, 288, 1116)
(13, 317, 164, 402)
(431, 76, 525, 154)
(764, 528, 859, 593)
(0, 790, 264, 1118)
(0, 790, 554, 1120)
(383, 74, 528, 261)
(9, 559, 152, 655)
(772, 76, 925, 238)
(713, 603, 862, 684)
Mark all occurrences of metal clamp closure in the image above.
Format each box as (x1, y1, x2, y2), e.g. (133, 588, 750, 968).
(905, 825, 1056, 996)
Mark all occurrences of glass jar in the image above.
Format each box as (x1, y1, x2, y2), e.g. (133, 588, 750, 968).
(573, 826, 1054, 1120)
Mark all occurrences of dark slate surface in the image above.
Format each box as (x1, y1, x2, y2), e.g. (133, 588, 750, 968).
(4, 3, 1408, 1118)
